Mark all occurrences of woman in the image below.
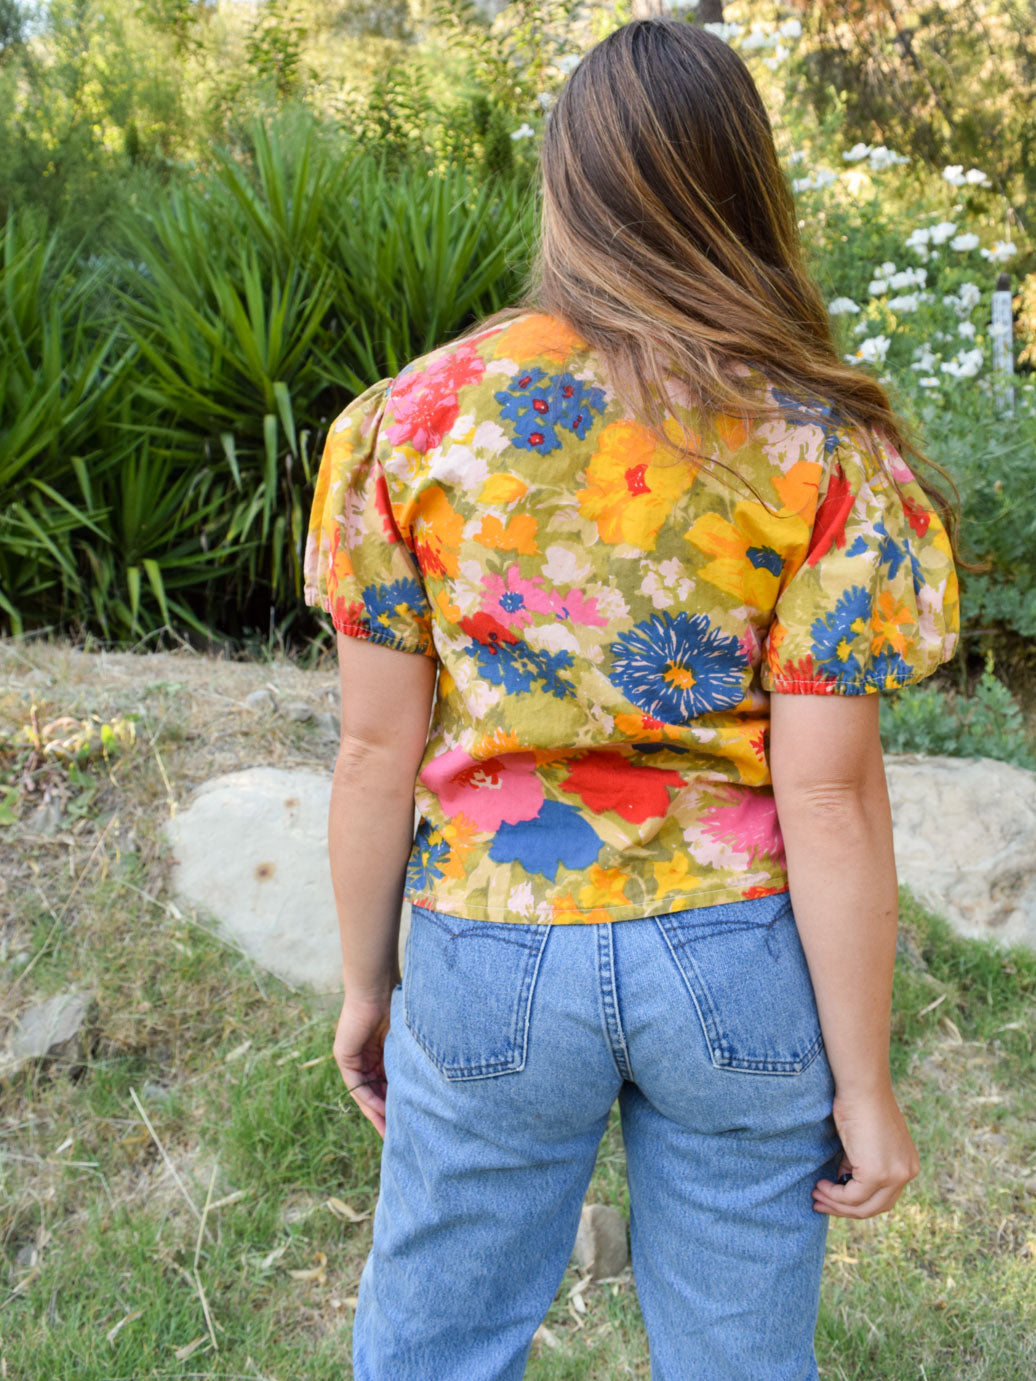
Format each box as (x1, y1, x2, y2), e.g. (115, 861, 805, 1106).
(304, 18, 959, 1380)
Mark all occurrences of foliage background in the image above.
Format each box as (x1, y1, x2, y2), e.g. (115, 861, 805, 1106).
(0, 0, 1033, 756)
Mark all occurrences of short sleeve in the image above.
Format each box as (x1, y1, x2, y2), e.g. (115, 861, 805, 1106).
(303, 379, 436, 657)
(761, 430, 960, 695)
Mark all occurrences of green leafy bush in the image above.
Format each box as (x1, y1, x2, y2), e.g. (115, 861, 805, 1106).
(881, 662, 1035, 769)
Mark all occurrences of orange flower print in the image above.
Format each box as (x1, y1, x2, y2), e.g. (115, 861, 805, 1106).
(578, 420, 697, 550)
(412, 485, 465, 577)
(491, 313, 586, 362)
(475, 513, 540, 554)
(870, 590, 913, 655)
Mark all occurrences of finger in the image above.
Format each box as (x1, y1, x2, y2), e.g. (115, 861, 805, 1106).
(813, 1185, 904, 1218)
(349, 1083, 388, 1135)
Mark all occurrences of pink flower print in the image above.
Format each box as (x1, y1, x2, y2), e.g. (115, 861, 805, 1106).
(420, 748, 544, 833)
(558, 587, 607, 627)
(481, 565, 559, 628)
(699, 789, 785, 866)
(384, 345, 486, 453)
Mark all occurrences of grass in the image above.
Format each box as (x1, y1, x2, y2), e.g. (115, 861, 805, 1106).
(1, 635, 1034, 1379)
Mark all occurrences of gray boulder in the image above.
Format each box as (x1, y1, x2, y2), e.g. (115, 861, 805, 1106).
(885, 754, 1036, 949)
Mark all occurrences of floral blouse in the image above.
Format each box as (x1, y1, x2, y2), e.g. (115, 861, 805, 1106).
(303, 312, 959, 925)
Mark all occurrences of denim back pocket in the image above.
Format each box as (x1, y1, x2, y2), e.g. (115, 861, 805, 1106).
(402, 906, 550, 1081)
(655, 893, 824, 1075)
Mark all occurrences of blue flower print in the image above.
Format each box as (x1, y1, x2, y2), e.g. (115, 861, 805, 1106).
(608, 613, 748, 721)
(407, 819, 450, 891)
(771, 388, 843, 453)
(494, 370, 606, 454)
(488, 800, 602, 881)
(845, 535, 869, 558)
(873, 520, 907, 581)
(746, 545, 782, 576)
(363, 578, 427, 633)
(810, 585, 872, 680)
(466, 640, 576, 699)
(871, 648, 913, 687)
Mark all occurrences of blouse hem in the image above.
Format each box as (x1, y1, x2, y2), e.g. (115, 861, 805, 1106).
(405, 880, 791, 927)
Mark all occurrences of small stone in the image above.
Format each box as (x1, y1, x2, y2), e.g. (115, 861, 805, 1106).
(571, 1203, 628, 1281)
(24, 800, 64, 836)
(243, 689, 277, 713)
(8, 990, 98, 1068)
(281, 700, 314, 722)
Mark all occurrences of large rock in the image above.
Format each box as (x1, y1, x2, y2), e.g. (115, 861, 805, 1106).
(884, 754, 1036, 949)
(165, 767, 410, 993)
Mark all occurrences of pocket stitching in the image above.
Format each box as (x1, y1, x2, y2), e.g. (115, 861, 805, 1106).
(655, 907, 825, 1076)
(402, 912, 549, 1081)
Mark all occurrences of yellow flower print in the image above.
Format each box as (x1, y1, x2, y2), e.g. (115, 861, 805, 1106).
(480, 473, 529, 505)
(472, 728, 524, 758)
(578, 420, 698, 550)
(684, 507, 782, 610)
(652, 851, 701, 897)
(870, 590, 913, 655)
(577, 865, 629, 911)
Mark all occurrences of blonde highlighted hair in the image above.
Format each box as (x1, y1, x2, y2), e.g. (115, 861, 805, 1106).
(477, 18, 961, 554)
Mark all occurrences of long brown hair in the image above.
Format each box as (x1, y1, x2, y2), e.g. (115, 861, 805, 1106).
(491, 18, 963, 555)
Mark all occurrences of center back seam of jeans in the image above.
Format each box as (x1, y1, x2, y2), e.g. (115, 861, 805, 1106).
(595, 922, 633, 1081)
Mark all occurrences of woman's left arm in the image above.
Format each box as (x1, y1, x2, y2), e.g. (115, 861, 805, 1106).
(327, 631, 437, 1135)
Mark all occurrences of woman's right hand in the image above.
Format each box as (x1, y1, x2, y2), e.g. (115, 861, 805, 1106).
(812, 1084, 920, 1218)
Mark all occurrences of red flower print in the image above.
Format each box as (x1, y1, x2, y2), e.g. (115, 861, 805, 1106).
(806, 462, 855, 566)
(561, 751, 684, 823)
(901, 493, 931, 537)
(374, 471, 401, 544)
(460, 612, 519, 650)
(383, 345, 485, 453)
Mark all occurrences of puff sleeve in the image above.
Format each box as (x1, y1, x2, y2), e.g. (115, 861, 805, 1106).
(303, 379, 436, 657)
(760, 430, 960, 694)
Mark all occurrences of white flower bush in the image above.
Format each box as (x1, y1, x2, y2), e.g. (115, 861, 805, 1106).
(828, 297, 860, 315)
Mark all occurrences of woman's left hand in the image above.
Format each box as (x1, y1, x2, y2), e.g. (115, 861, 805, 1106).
(333, 991, 395, 1138)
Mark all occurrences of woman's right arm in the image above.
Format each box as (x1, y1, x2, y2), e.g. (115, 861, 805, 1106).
(769, 691, 920, 1219)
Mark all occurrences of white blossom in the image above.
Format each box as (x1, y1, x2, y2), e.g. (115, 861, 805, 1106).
(964, 168, 991, 186)
(868, 146, 909, 170)
(828, 297, 860, 315)
(887, 294, 920, 313)
(557, 54, 581, 75)
(741, 27, 773, 52)
(778, 18, 802, 39)
(848, 335, 891, 364)
(928, 221, 958, 245)
(905, 227, 931, 253)
(536, 91, 553, 111)
(940, 348, 983, 378)
(853, 320, 871, 336)
(980, 240, 1017, 264)
(793, 168, 837, 193)
(843, 143, 871, 162)
(957, 321, 976, 339)
(703, 22, 742, 42)
(950, 233, 980, 251)
(911, 346, 938, 371)
(919, 377, 941, 388)
(511, 123, 536, 140)
(878, 260, 897, 277)
(890, 267, 926, 290)
(942, 165, 966, 187)
(868, 279, 888, 296)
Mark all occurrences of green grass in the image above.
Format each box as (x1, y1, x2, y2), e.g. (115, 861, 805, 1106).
(1, 653, 1034, 1379)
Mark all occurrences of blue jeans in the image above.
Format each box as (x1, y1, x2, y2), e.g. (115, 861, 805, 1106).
(353, 892, 842, 1380)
